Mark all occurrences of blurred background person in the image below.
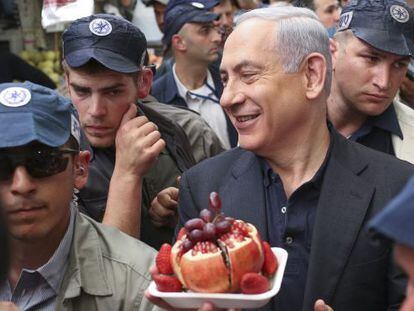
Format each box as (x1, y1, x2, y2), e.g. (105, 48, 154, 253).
(151, 2, 238, 149)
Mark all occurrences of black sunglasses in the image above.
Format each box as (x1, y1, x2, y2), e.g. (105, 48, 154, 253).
(0, 148, 79, 181)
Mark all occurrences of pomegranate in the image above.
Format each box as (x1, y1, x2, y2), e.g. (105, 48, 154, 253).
(171, 192, 265, 293)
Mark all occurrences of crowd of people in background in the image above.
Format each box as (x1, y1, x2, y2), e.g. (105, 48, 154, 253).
(2, 0, 414, 310)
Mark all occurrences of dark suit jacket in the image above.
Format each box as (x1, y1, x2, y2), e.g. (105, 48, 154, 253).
(150, 64, 238, 147)
(177, 130, 414, 311)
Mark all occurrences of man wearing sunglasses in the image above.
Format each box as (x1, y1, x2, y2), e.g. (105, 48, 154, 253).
(0, 81, 159, 310)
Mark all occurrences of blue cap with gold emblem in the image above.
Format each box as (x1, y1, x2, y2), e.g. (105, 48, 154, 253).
(62, 14, 147, 73)
(0, 81, 80, 149)
(337, 0, 414, 56)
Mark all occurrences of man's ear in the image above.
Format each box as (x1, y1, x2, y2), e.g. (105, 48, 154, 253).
(171, 34, 186, 52)
(74, 150, 91, 190)
(136, 68, 153, 99)
(302, 52, 326, 100)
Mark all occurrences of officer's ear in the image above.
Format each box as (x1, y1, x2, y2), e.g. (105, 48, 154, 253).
(302, 52, 326, 100)
(136, 68, 153, 99)
(172, 33, 187, 52)
(74, 150, 90, 190)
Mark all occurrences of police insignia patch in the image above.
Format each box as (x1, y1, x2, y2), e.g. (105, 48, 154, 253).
(337, 11, 353, 31)
(390, 5, 410, 23)
(0, 87, 31, 107)
(89, 18, 113, 36)
(71, 114, 81, 144)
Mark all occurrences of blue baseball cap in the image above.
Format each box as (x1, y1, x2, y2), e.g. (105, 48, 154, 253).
(62, 14, 147, 73)
(0, 82, 80, 149)
(368, 175, 414, 248)
(163, 1, 219, 45)
(337, 0, 414, 56)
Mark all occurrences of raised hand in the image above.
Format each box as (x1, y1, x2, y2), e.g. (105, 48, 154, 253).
(114, 103, 165, 177)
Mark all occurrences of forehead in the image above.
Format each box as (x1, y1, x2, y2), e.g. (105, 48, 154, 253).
(214, 0, 233, 12)
(221, 19, 276, 68)
(314, 0, 338, 10)
(345, 34, 410, 61)
(68, 67, 135, 87)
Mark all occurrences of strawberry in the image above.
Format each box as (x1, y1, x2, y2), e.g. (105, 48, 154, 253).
(153, 273, 183, 292)
(156, 243, 174, 275)
(261, 241, 278, 276)
(177, 227, 188, 240)
(240, 273, 269, 294)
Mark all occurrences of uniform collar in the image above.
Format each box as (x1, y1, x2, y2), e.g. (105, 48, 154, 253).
(365, 103, 403, 139)
(172, 64, 214, 100)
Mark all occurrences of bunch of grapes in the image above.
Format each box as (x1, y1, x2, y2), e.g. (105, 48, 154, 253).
(181, 192, 236, 253)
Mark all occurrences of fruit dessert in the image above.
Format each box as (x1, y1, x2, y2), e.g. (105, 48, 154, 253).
(152, 192, 278, 294)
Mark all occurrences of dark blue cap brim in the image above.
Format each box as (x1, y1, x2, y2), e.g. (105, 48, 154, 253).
(162, 11, 219, 45)
(368, 176, 414, 249)
(65, 48, 140, 73)
(352, 27, 414, 56)
(0, 112, 70, 148)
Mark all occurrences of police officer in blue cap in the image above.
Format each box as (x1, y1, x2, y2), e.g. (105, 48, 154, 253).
(368, 175, 414, 311)
(151, 1, 238, 149)
(328, 0, 414, 163)
(0, 81, 158, 310)
(62, 14, 201, 249)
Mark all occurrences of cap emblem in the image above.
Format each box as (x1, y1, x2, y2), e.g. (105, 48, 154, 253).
(191, 2, 205, 8)
(0, 87, 31, 107)
(390, 5, 410, 23)
(89, 18, 113, 36)
(337, 11, 353, 31)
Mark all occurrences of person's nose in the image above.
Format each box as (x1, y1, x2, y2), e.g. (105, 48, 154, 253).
(88, 94, 107, 118)
(10, 166, 37, 196)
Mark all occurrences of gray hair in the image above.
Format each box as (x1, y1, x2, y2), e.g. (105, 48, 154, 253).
(237, 6, 332, 94)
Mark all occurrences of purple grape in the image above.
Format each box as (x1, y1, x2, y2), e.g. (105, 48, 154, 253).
(209, 192, 222, 213)
(184, 218, 205, 232)
(203, 222, 216, 240)
(189, 229, 204, 243)
(215, 220, 231, 236)
(199, 209, 213, 223)
(182, 239, 193, 253)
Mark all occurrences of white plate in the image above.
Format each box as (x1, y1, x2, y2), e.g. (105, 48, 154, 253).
(148, 247, 288, 309)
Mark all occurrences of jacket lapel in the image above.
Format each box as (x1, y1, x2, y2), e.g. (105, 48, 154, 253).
(221, 150, 269, 240)
(303, 133, 375, 310)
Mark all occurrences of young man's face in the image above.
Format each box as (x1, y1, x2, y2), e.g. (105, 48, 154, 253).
(332, 34, 410, 117)
(153, 2, 166, 32)
(67, 68, 141, 148)
(212, 0, 234, 42)
(0, 143, 88, 243)
(313, 0, 341, 29)
(179, 22, 221, 64)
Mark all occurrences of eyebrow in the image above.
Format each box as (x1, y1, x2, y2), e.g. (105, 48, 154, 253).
(70, 82, 126, 92)
(220, 60, 265, 75)
(359, 43, 410, 61)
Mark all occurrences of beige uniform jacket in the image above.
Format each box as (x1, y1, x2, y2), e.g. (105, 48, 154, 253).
(392, 99, 414, 164)
(55, 212, 160, 311)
